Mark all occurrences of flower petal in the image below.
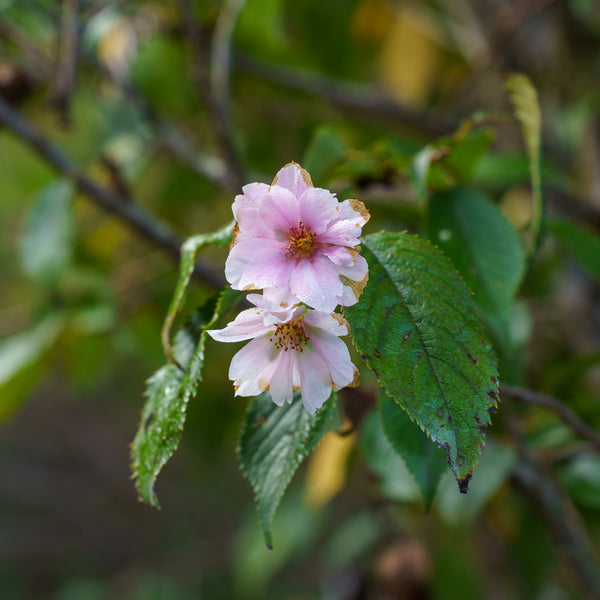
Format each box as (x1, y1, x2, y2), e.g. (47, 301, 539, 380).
(337, 254, 369, 306)
(272, 163, 312, 197)
(307, 325, 356, 389)
(290, 256, 344, 312)
(318, 199, 370, 247)
(297, 187, 339, 234)
(207, 308, 273, 343)
(259, 186, 300, 233)
(226, 237, 293, 290)
(269, 349, 294, 406)
(229, 336, 280, 396)
(296, 349, 333, 414)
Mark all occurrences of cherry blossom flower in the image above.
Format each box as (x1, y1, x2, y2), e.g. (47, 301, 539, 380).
(225, 163, 370, 312)
(207, 294, 359, 414)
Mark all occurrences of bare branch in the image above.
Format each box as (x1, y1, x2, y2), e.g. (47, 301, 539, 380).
(500, 383, 600, 453)
(52, 0, 81, 125)
(211, 0, 247, 125)
(234, 53, 453, 138)
(177, 0, 245, 191)
(0, 94, 224, 288)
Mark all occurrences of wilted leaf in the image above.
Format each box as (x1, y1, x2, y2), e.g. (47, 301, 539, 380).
(238, 392, 336, 548)
(344, 232, 498, 491)
(506, 74, 542, 256)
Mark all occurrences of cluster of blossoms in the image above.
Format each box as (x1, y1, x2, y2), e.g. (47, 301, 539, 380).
(208, 163, 370, 414)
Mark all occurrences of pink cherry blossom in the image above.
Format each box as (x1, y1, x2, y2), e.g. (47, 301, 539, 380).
(225, 163, 370, 312)
(206, 295, 359, 414)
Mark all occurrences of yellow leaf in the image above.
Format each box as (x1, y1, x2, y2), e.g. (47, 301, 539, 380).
(304, 428, 355, 510)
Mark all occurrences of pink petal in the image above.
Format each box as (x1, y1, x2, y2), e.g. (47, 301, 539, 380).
(297, 187, 339, 234)
(308, 327, 356, 388)
(229, 336, 280, 396)
(320, 244, 357, 267)
(207, 308, 272, 343)
(290, 256, 344, 312)
(304, 310, 349, 337)
(232, 183, 273, 239)
(318, 199, 369, 246)
(336, 254, 369, 306)
(296, 350, 333, 414)
(269, 349, 294, 406)
(259, 186, 301, 233)
(272, 163, 312, 197)
(226, 238, 293, 290)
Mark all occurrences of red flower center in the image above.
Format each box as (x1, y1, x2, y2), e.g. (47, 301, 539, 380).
(285, 222, 321, 262)
(270, 317, 310, 352)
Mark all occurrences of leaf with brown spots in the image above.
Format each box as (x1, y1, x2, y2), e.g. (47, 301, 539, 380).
(344, 232, 498, 492)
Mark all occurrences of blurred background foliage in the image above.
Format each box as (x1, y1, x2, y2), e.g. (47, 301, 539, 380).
(1, 0, 600, 598)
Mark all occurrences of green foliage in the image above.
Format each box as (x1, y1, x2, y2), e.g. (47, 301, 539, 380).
(161, 221, 234, 365)
(132, 287, 241, 506)
(506, 74, 543, 256)
(379, 392, 448, 509)
(18, 180, 75, 286)
(0, 313, 65, 419)
(548, 218, 600, 280)
(237, 392, 336, 548)
(302, 126, 347, 186)
(427, 187, 525, 314)
(344, 232, 499, 491)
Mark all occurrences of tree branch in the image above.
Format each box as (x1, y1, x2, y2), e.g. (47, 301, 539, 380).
(0, 94, 224, 288)
(234, 53, 453, 138)
(177, 0, 245, 191)
(500, 383, 600, 453)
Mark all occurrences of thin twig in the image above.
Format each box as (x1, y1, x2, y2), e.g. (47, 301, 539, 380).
(177, 0, 245, 191)
(52, 0, 80, 125)
(210, 0, 247, 126)
(234, 53, 453, 137)
(0, 94, 224, 288)
(503, 409, 600, 599)
(500, 383, 600, 453)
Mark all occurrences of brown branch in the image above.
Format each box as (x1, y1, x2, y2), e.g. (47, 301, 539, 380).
(503, 409, 600, 599)
(500, 383, 600, 453)
(177, 0, 245, 191)
(234, 53, 453, 138)
(0, 94, 224, 288)
(52, 0, 80, 125)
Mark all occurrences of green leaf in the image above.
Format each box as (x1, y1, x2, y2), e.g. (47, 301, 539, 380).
(548, 218, 600, 280)
(378, 392, 448, 509)
(506, 74, 543, 257)
(0, 313, 65, 419)
(161, 221, 234, 365)
(302, 126, 346, 186)
(344, 232, 499, 491)
(18, 180, 75, 285)
(237, 392, 336, 549)
(427, 187, 525, 314)
(132, 286, 241, 506)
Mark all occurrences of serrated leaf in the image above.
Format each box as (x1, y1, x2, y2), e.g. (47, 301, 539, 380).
(161, 221, 234, 365)
(303, 126, 346, 186)
(378, 392, 448, 509)
(506, 74, 543, 257)
(238, 392, 335, 549)
(18, 180, 75, 285)
(344, 231, 498, 491)
(132, 286, 242, 506)
(428, 187, 525, 314)
(548, 218, 600, 280)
